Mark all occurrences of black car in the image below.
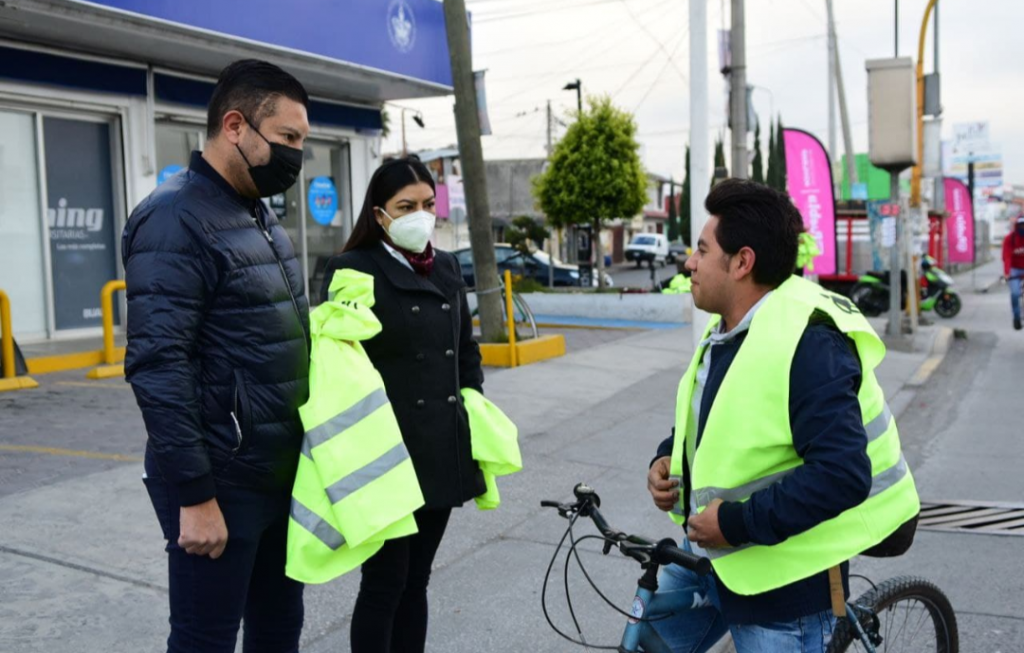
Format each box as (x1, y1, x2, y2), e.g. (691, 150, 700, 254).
(453, 245, 582, 288)
(667, 241, 689, 265)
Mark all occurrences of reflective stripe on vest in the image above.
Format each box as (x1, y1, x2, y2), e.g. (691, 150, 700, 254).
(324, 442, 411, 505)
(301, 388, 390, 459)
(290, 498, 345, 551)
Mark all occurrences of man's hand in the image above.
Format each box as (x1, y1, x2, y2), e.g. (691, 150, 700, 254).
(686, 498, 728, 549)
(647, 456, 679, 512)
(179, 498, 229, 559)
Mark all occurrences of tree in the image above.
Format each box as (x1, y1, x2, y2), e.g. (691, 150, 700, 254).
(680, 146, 692, 245)
(711, 135, 728, 189)
(381, 109, 391, 139)
(533, 96, 647, 290)
(506, 216, 550, 256)
(666, 180, 680, 242)
(766, 118, 777, 188)
(751, 118, 765, 184)
(766, 117, 788, 192)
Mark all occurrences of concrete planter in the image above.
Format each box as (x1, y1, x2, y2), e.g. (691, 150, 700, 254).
(469, 291, 691, 325)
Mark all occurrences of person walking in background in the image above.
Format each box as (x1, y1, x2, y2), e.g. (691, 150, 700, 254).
(319, 157, 487, 653)
(122, 59, 311, 652)
(1002, 214, 1024, 330)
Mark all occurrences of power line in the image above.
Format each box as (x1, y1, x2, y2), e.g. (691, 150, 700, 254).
(633, 31, 689, 112)
(619, 0, 689, 83)
(472, 0, 621, 24)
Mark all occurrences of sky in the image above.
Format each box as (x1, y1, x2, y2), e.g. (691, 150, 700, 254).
(384, 0, 1024, 187)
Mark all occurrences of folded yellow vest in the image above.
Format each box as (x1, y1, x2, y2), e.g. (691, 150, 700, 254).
(461, 388, 522, 510)
(287, 270, 425, 584)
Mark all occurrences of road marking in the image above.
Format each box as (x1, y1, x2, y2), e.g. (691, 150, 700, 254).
(0, 444, 142, 462)
(54, 381, 129, 390)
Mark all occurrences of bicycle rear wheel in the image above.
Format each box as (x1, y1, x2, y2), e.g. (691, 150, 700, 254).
(827, 576, 958, 653)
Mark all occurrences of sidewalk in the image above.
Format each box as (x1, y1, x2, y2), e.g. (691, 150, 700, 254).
(0, 309, 944, 652)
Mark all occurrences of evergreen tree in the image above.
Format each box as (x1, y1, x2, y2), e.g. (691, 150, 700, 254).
(751, 118, 765, 184)
(680, 146, 691, 245)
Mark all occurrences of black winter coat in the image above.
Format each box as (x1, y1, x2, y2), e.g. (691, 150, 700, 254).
(320, 245, 486, 509)
(122, 152, 310, 506)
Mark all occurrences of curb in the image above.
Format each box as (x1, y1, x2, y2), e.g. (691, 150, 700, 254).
(905, 327, 953, 388)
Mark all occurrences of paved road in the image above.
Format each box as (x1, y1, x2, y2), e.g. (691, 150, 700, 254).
(0, 259, 1019, 652)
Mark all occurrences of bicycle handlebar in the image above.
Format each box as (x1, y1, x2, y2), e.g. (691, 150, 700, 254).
(542, 483, 712, 576)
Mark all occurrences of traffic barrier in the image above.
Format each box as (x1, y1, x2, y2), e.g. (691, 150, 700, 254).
(0, 290, 39, 392)
(86, 280, 127, 380)
(479, 271, 565, 368)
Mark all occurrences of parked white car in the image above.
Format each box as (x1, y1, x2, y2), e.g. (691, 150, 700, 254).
(625, 233, 670, 268)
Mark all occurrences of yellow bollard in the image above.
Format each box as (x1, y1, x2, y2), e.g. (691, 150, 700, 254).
(0, 290, 39, 392)
(86, 280, 127, 380)
(504, 270, 517, 368)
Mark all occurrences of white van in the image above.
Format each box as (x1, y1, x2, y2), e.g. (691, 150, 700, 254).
(624, 233, 670, 268)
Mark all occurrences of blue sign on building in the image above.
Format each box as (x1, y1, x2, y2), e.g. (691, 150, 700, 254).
(157, 164, 184, 185)
(85, 0, 453, 87)
(308, 177, 339, 226)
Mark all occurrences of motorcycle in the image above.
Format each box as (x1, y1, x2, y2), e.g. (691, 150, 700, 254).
(850, 255, 962, 319)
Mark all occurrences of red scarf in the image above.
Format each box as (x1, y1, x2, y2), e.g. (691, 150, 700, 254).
(397, 242, 435, 277)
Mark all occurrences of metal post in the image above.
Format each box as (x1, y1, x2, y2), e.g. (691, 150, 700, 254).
(826, 0, 838, 189)
(729, 0, 747, 180)
(690, 0, 711, 347)
(0, 290, 14, 379)
(504, 270, 517, 367)
(889, 174, 903, 339)
(444, 0, 505, 342)
(834, 33, 858, 188)
(895, 0, 899, 56)
(969, 160, 977, 289)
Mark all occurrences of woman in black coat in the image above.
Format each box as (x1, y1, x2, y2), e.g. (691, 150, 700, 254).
(319, 157, 486, 653)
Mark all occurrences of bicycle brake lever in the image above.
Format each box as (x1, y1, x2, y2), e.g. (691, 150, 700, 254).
(602, 540, 614, 556)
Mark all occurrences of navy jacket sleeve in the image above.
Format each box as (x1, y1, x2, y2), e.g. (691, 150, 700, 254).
(123, 205, 220, 506)
(450, 253, 484, 394)
(717, 325, 873, 547)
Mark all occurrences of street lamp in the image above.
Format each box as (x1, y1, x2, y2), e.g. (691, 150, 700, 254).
(563, 79, 582, 114)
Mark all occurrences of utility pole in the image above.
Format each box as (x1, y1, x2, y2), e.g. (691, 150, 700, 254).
(826, 0, 838, 188)
(443, 0, 504, 342)
(690, 0, 711, 347)
(833, 30, 858, 190)
(894, 0, 899, 56)
(729, 0, 748, 179)
(546, 100, 555, 288)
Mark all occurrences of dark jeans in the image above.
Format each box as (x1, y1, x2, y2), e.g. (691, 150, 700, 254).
(144, 451, 304, 653)
(351, 508, 452, 653)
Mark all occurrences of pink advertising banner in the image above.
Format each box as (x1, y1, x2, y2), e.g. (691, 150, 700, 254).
(944, 178, 975, 264)
(783, 129, 837, 276)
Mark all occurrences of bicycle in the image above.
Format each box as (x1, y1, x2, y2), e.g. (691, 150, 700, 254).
(541, 484, 958, 653)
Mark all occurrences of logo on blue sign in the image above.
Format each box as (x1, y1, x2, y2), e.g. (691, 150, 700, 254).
(388, 0, 417, 54)
(308, 177, 339, 226)
(158, 164, 184, 185)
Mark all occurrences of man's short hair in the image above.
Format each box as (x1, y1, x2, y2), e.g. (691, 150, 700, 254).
(206, 60, 310, 138)
(705, 178, 803, 288)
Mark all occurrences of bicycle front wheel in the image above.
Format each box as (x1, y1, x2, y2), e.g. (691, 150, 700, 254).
(828, 576, 958, 653)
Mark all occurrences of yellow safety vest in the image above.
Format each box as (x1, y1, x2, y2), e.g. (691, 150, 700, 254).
(663, 274, 692, 295)
(287, 270, 425, 584)
(462, 388, 522, 510)
(669, 275, 920, 595)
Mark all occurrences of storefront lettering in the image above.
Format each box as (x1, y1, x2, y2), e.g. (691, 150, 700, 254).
(48, 198, 104, 240)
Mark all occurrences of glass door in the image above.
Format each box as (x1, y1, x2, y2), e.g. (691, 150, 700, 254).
(0, 109, 47, 339)
(155, 121, 203, 185)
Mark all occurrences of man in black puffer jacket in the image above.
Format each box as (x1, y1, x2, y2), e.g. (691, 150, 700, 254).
(123, 60, 311, 653)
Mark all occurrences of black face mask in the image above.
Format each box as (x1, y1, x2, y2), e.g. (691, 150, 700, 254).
(236, 122, 303, 197)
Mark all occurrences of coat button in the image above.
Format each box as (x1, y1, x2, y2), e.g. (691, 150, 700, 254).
(441, 303, 451, 312)
(416, 353, 425, 361)
(411, 306, 421, 314)
(416, 399, 426, 408)
(445, 349, 455, 358)
(447, 395, 457, 404)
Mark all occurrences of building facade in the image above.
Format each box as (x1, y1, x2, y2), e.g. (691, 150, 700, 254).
(0, 0, 452, 342)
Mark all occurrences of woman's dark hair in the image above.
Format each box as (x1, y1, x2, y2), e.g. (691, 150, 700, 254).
(705, 178, 803, 288)
(207, 59, 309, 138)
(344, 157, 436, 252)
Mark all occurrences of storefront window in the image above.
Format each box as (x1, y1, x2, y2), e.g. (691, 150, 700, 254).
(155, 122, 203, 185)
(0, 110, 47, 338)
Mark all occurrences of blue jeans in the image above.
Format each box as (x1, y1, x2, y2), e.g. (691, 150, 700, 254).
(1009, 268, 1024, 321)
(641, 543, 836, 653)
